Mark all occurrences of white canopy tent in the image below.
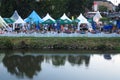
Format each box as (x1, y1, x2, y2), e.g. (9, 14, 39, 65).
(93, 11, 102, 24)
(77, 14, 92, 31)
(13, 16, 26, 30)
(11, 10, 20, 21)
(60, 13, 72, 21)
(0, 16, 8, 28)
(77, 14, 88, 24)
(42, 13, 55, 22)
(14, 16, 26, 24)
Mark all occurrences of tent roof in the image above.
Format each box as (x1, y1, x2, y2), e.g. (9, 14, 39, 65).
(42, 13, 55, 22)
(4, 18, 15, 24)
(0, 16, 8, 28)
(94, 11, 102, 19)
(11, 10, 20, 21)
(42, 19, 56, 24)
(57, 19, 72, 24)
(77, 14, 89, 24)
(24, 10, 43, 24)
(93, 11, 102, 23)
(60, 13, 72, 21)
(73, 19, 80, 23)
(14, 16, 26, 24)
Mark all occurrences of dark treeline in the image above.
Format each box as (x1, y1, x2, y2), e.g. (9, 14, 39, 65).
(0, 0, 93, 19)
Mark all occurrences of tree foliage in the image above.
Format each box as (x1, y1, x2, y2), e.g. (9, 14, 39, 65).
(98, 5, 108, 12)
(0, 0, 94, 19)
(116, 4, 120, 12)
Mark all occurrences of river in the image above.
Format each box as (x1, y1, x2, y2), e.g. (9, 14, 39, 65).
(0, 51, 120, 80)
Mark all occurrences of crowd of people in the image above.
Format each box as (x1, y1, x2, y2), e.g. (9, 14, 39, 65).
(0, 18, 120, 36)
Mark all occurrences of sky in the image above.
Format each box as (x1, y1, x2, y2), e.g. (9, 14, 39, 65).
(107, 0, 120, 5)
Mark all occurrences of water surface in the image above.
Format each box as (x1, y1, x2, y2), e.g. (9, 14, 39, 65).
(0, 51, 120, 80)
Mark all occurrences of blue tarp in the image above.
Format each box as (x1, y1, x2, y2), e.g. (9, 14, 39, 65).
(117, 21, 120, 29)
(24, 11, 43, 24)
(91, 21, 96, 30)
(103, 25, 113, 30)
(56, 21, 61, 30)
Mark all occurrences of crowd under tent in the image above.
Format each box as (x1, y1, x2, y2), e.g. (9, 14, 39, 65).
(77, 14, 92, 31)
(24, 10, 43, 25)
(11, 10, 20, 21)
(13, 16, 26, 30)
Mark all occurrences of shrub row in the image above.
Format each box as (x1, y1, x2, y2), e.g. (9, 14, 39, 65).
(0, 37, 120, 50)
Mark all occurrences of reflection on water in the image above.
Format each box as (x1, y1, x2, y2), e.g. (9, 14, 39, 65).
(0, 52, 120, 80)
(104, 54, 112, 60)
(3, 55, 44, 78)
(68, 55, 90, 67)
(2, 54, 90, 79)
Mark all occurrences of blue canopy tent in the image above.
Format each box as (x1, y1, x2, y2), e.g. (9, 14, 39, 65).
(24, 10, 43, 25)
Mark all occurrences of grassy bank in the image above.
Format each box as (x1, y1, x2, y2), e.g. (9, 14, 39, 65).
(0, 37, 120, 50)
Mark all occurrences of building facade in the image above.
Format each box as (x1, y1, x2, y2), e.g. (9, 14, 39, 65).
(93, 0, 116, 12)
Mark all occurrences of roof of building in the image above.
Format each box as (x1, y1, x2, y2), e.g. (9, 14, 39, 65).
(94, 0, 114, 6)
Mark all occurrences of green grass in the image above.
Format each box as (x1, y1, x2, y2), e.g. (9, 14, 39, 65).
(0, 37, 120, 50)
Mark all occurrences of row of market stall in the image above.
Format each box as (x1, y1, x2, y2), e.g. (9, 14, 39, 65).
(0, 10, 103, 32)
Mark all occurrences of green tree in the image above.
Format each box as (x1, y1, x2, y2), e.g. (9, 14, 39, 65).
(116, 4, 120, 12)
(1, 0, 17, 17)
(48, 0, 69, 19)
(0, 0, 94, 19)
(99, 5, 108, 12)
(67, 0, 94, 17)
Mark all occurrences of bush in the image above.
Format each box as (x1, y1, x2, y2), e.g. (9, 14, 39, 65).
(0, 39, 13, 49)
(97, 44, 107, 50)
(0, 37, 120, 50)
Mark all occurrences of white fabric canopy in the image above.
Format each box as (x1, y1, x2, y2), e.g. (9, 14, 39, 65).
(0, 16, 8, 28)
(42, 13, 55, 21)
(77, 14, 92, 31)
(11, 10, 20, 21)
(13, 16, 26, 30)
(93, 11, 102, 23)
(14, 16, 26, 24)
(60, 13, 72, 21)
(77, 14, 89, 24)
